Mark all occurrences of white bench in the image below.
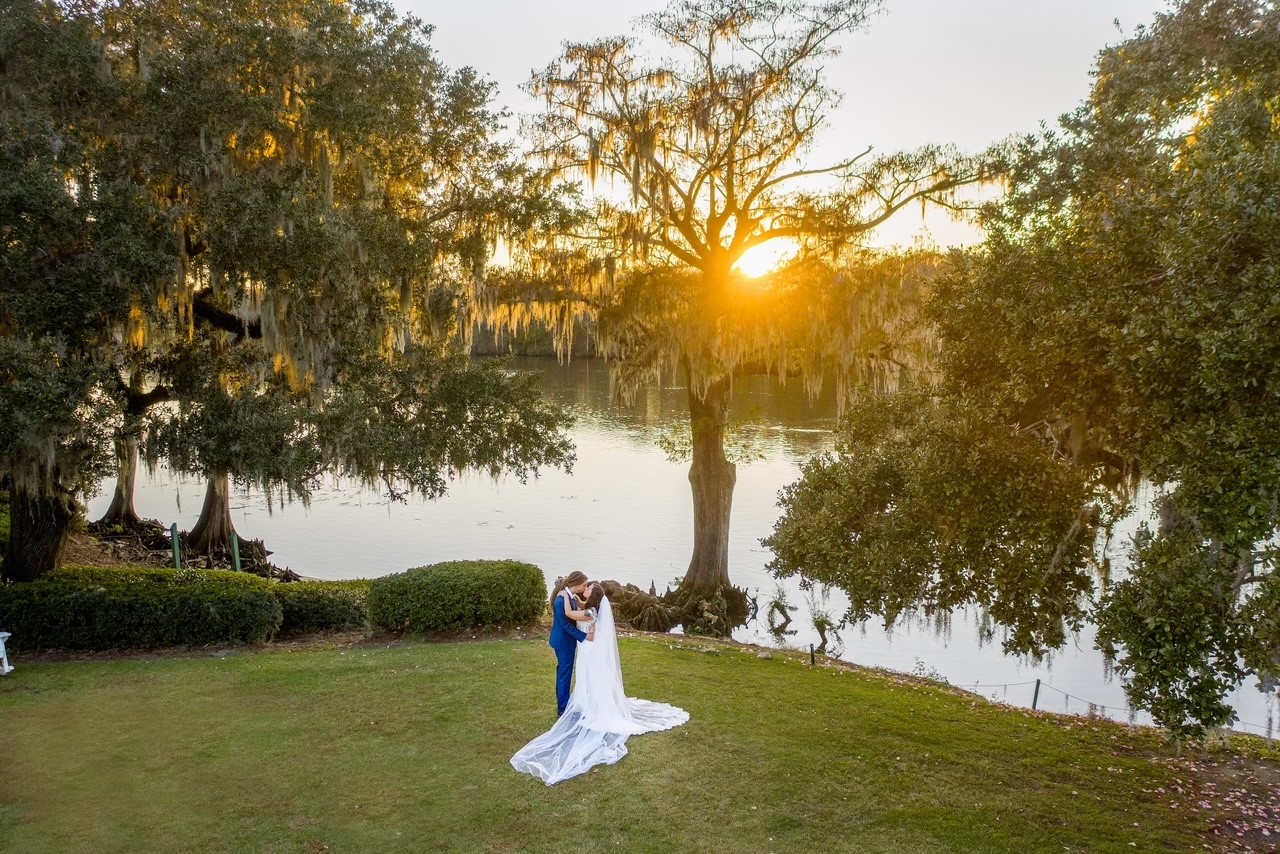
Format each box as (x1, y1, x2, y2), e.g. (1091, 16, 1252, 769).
(0, 632, 11, 675)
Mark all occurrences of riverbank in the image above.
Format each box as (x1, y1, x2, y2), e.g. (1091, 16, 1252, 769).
(78, 357, 1277, 733)
(1, 634, 1276, 852)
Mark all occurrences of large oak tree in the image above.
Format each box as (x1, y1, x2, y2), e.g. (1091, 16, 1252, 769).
(0, 0, 574, 580)
(114, 0, 574, 559)
(0, 0, 171, 578)
(488, 0, 986, 621)
(768, 0, 1280, 735)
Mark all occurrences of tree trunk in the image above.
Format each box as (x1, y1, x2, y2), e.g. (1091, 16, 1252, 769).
(186, 472, 237, 555)
(96, 434, 144, 529)
(682, 375, 736, 591)
(2, 485, 78, 582)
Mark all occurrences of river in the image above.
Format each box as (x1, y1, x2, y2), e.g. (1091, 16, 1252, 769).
(87, 356, 1277, 736)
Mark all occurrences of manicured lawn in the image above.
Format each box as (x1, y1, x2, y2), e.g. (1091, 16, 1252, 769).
(0, 636, 1250, 852)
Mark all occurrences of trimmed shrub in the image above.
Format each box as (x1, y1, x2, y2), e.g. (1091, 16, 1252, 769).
(368, 560, 546, 634)
(0, 579, 282, 651)
(48, 565, 271, 589)
(274, 580, 372, 636)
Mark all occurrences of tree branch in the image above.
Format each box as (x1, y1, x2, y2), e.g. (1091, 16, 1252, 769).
(193, 292, 262, 342)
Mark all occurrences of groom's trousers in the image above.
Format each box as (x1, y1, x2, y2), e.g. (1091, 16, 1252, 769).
(554, 645, 575, 715)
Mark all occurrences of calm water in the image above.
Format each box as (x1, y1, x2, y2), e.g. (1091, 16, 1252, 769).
(88, 356, 1277, 735)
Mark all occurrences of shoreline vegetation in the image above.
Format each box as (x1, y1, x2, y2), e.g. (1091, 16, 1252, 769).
(2, 629, 1278, 852)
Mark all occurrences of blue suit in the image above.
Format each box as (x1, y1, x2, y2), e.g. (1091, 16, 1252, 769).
(549, 591, 587, 715)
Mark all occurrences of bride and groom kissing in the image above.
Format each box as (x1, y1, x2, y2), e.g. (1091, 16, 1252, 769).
(510, 571, 689, 785)
(550, 571, 599, 716)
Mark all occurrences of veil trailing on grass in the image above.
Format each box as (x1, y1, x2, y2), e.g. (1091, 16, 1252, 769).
(510, 596, 689, 785)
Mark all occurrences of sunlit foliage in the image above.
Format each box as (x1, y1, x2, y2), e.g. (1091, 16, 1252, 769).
(0, 0, 574, 578)
(770, 0, 1280, 735)
(485, 0, 990, 597)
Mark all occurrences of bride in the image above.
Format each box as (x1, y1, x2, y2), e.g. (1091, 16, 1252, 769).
(511, 583, 689, 785)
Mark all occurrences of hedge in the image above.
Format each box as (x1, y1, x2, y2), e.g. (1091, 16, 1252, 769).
(47, 565, 271, 589)
(274, 580, 372, 636)
(368, 560, 546, 634)
(0, 578, 282, 651)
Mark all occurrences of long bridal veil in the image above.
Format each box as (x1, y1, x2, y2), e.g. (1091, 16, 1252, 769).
(511, 596, 689, 785)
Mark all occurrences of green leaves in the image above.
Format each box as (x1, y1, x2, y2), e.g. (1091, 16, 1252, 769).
(367, 560, 547, 634)
(313, 350, 575, 501)
(0, 1, 168, 501)
(274, 580, 373, 637)
(0, 567, 283, 651)
(770, 0, 1280, 733)
(766, 391, 1097, 658)
(1, 0, 577, 579)
(1096, 516, 1251, 738)
(128, 0, 575, 507)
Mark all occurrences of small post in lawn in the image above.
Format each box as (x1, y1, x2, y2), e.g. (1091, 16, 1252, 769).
(1032, 678, 1041, 710)
(170, 523, 181, 570)
(809, 644, 816, 666)
(230, 532, 241, 572)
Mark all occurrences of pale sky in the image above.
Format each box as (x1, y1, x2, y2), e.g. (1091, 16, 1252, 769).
(399, 0, 1170, 247)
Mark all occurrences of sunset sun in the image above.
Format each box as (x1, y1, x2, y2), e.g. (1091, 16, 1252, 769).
(733, 239, 799, 278)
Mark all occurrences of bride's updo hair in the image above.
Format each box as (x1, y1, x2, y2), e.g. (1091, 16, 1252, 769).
(584, 583, 604, 610)
(550, 571, 589, 606)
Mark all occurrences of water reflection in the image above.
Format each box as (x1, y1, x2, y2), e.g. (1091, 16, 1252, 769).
(524, 355, 840, 460)
(88, 356, 1277, 735)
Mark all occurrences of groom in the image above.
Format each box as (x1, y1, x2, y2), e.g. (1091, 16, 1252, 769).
(550, 572, 594, 716)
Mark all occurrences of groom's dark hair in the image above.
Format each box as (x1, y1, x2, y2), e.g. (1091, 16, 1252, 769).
(550, 571, 589, 606)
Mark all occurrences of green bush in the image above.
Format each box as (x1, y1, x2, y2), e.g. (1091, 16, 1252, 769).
(0, 579, 282, 651)
(368, 560, 546, 634)
(274, 580, 372, 636)
(48, 565, 271, 588)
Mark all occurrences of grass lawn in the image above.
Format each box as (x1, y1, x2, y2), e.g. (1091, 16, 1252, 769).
(0, 634, 1270, 853)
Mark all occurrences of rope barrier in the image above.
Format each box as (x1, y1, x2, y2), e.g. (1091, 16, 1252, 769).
(962, 676, 1276, 740)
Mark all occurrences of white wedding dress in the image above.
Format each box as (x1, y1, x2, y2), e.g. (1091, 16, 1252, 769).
(510, 595, 689, 785)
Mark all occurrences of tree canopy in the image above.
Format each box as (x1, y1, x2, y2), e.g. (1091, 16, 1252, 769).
(0, 0, 169, 575)
(486, 0, 988, 618)
(768, 0, 1280, 735)
(0, 0, 574, 580)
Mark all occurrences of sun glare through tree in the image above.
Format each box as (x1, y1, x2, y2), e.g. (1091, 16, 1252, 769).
(732, 239, 799, 278)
